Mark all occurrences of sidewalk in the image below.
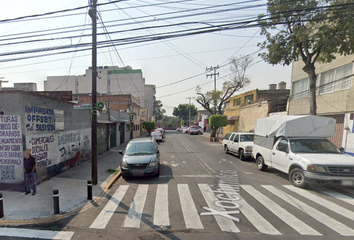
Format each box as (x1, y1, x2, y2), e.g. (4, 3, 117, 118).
(0, 144, 126, 226)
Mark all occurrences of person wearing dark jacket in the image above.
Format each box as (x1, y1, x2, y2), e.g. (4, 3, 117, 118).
(24, 149, 37, 195)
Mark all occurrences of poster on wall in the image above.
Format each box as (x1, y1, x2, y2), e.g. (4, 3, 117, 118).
(0, 115, 23, 183)
(54, 109, 64, 130)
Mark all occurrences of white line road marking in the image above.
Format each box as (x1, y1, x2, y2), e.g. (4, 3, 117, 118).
(0, 227, 74, 240)
(199, 184, 240, 233)
(264, 185, 354, 236)
(284, 185, 354, 221)
(317, 187, 354, 206)
(154, 184, 169, 226)
(159, 175, 213, 178)
(238, 197, 281, 235)
(241, 185, 321, 236)
(90, 185, 129, 229)
(124, 185, 149, 228)
(178, 184, 204, 229)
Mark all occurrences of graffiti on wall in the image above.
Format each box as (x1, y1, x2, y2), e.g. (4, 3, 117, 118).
(0, 115, 23, 183)
(27, 129, 91, 182)
(25, 105, 55, 132)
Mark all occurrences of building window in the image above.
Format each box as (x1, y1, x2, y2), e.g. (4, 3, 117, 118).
(319, 63, 352, 94)
(233, 98, 241, 106)
(224, 102, 230, 109)
(228, 120, 235, 125)
(292, 78, 309, 99)
(245, 95, 254, 104)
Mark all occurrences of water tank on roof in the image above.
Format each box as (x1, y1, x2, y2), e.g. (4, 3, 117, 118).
(278, 81, 286, 90)
(269, 84, 276, 90)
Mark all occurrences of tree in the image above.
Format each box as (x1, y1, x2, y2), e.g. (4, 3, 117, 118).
(196, 55, 252, 116)
(142, 121, 155, 135)
(258, 0, 354, 115)
(209, 115, 228, 141)
(154, 100, 166, 125)
(172, 104, 197, 125)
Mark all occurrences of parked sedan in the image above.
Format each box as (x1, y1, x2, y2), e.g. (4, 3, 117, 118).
(188, 127, 199, 135)
(183, 127, 190, 133)
(119, 138, 160, 177)
(151, 131, 163, 142)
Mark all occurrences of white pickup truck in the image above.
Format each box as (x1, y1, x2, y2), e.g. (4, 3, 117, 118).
(252, 115, 354, 188)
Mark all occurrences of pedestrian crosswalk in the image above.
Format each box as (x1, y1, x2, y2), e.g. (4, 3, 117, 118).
(88, 183, 354, 236)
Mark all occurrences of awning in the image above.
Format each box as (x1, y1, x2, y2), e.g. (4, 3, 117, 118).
(227, 116, 239, 121)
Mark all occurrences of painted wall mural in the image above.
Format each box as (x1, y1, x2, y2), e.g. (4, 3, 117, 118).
(0, 115, 23, 184)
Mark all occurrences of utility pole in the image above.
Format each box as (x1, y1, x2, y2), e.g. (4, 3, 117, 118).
(90, 0, 98, 185)
(186, 97, 193, 126)
(206, 65, 219, 115)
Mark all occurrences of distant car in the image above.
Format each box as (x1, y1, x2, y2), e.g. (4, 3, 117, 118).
(188, 127, 199, 135)
(151, 131, 163, 142)
(176, 127, 182, 131)
(119, 138, 160, 177)
(223, 132, 254, 161)
(156, 128, 165, 137)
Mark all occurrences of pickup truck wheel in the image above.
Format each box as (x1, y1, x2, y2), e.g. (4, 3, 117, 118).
(289, 168, 308, 188)
(224, 145, 229, 154)
(256, 156, 267, 171)
(239, 149, 245, 161)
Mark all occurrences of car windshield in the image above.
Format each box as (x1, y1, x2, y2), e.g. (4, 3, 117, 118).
(125, 142, 155, 155)
(190, 128, 198, 131)
(290, 139, 340, 154)
(240, 134, 254, 142)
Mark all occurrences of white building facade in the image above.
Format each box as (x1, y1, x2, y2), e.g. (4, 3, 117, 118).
(44, 66, 155, 121)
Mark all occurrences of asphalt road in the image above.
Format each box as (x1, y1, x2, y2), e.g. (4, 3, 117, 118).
(3, 130, 354, 240)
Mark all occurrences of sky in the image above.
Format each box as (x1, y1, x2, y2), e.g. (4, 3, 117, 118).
(0, 0, 292, 116)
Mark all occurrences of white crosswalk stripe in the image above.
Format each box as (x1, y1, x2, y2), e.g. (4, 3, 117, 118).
(154, 184, 169, 226)
(241, 185, 322, 235)
(90, 185, 129, 229)
(198, 184, 240, 233)
(284, 185, 354, 221)
(124, 185, 149, 228)
(263, 185, 354, 236)
(178, 184, 204, 229)
(86, 183, 354, 236)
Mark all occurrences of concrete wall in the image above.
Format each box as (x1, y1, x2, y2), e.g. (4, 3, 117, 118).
(0, 91, 91, 189)
(239, 103, 269, 132)
(289, 55, 354, 115)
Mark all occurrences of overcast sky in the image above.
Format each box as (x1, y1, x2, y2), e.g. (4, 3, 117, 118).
(0, 0, 292, 116)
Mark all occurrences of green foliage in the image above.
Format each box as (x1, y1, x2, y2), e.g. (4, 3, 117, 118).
(142, 121, 156, 133)
(209, 115, 227, 128)
(154, 100, 166, 122)
(173, 104, 197, 124)
(258, 0, 354, 114)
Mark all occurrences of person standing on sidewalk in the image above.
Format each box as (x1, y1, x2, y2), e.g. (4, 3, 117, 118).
(24, 149, 37, 196)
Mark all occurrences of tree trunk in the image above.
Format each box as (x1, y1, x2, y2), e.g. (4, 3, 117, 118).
(210, 127, 217, 138)
(303, 63, 317, 115)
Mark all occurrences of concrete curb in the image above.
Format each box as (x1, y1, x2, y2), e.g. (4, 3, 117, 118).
(0, 169, 122, 226)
